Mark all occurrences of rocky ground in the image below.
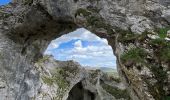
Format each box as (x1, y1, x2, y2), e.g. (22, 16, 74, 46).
(34, 56, 130, 100)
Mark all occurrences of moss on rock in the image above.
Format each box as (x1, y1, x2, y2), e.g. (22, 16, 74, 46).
(121, 47, 147, 66)
(75, 8, 91, 17)
(102, 83, 131, 99)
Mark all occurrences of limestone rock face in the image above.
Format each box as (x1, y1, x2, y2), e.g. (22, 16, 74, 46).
(34, 56, 129, 100)
(0, 0, 170, 100)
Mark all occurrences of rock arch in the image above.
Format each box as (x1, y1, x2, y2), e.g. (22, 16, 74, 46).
(67, 82, 96, 100)
(0, 0, 170, 100)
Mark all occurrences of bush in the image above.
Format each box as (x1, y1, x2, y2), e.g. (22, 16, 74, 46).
(149, 39, 170, 62)
(158, 28, 169, 39)
(75, 8, 91, 17)
(121, 47, 147, 65)
(102, 83, 131, 99)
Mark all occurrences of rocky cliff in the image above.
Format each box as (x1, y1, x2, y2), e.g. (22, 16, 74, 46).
(0, 0, 170, 100)
(34, 56, 129, 100)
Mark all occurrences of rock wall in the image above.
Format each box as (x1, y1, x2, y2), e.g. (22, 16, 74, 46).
(34, 56, 129, 100)
(0, 0, 170, 100)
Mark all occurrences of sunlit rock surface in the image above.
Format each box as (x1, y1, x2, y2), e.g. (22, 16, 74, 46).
(34, 56, 129, 100)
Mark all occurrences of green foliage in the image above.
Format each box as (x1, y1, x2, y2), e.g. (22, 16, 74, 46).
(158, 47, 170, 62)
(149, 39, 170, 62)
(0, 11, 12, 19)
(37, 56, 50, 64)
(87, 16, 101, 26)
(145, 64, 168, 100)
(149, 65, 167, 82)
(109, 76, 121, 83)
(42, 68, 70, 89)
(42, 76, 54, 86)
(75, 8, 91, 17)
(24, 0, 33, 5)
(120, 47, 147, 65)
(118, 30, 148, 44)
(87, 6, 100, 13)
(52, 68, 70, 89)
(158, 28, 169, 39)
(86, 15, 114, 34)
(102, 83, 131, 99)
(149, 38, 167, 47)
(164, 96, 170, 100)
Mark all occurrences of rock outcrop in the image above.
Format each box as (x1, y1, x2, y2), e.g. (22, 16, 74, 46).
(0, 0, 170, 100)
(34, 56, 129, 100)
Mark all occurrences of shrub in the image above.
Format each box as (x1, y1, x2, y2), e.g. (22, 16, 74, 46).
(158, 46, 170, 62)
(158, 28, 169, 39)
(149, 39, 170, 62)
(121, 47, 147, 65)
(146, 64, 168, 100)
(75, 8, 91, 17)
(102, 83, 131, 99)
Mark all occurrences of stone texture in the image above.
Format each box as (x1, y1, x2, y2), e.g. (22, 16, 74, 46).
(0, 0, 170, 100)
(34, 56, 129, 100)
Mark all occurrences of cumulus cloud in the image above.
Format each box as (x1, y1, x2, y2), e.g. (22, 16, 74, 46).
(44, 28, 117, 68)
(74, 40, 82, 48)
(46, 28, 107, 50)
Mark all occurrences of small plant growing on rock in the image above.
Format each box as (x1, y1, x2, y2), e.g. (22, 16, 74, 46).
(158, 27, 169, 39)
(101, 83, 131, 99)
(75, 8, 91, 17)
(149, 38, 170, 63)
(118, 30, 148, 44)
(121, 47, 147, 66)
(145, 64, 168, 100)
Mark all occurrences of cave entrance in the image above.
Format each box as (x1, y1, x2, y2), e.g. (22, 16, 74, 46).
(67, 82, 95, 100)
(44, 28, 117, 71)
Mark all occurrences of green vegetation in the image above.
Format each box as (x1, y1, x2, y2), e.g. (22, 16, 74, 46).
(24, 0, 33, 5)
(0, 11, 12, 19)
(42, 68, 70, 89)
(157, 27, 169, 39)
(120, 47, 147, 65)
(149, 38, 170, 63)
(87, 16, 103, 26)
(149, 38, 167, 47)
(145, 64, 168, 100)
(52, 68, 70, 89)
(118, 30, 148, 44)
(87, 6, 100, 13)
(102, 83, 131, 99)
(75, 8, 91, 17)
(42, 76, 54, 86)
(158, 46, 170, 62)
(37, 56, 50, 64)
(164, 96, 170, 100)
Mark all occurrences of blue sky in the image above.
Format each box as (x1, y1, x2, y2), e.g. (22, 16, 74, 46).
(0, 0, 11, 5)
(45, 28, 117, 69)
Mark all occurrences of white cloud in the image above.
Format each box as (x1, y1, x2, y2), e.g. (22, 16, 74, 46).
(74, 40, 82, 48)
(45, 28, 117, 68)
(62, 43, 116, 68)
(46, 28, 108, 50)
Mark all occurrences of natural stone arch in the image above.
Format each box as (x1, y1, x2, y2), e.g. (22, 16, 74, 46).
(0, 0, 170, 100)
(67, 81, 96, 100)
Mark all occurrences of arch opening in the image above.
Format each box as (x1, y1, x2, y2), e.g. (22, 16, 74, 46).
(44, 28, 117, 71)
(67, 82, 96, 100)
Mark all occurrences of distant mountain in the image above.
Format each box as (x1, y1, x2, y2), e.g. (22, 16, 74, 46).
(99, 67, 118, 77)
(84, 66, 118, 77)
(99, 67, 116, 72)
